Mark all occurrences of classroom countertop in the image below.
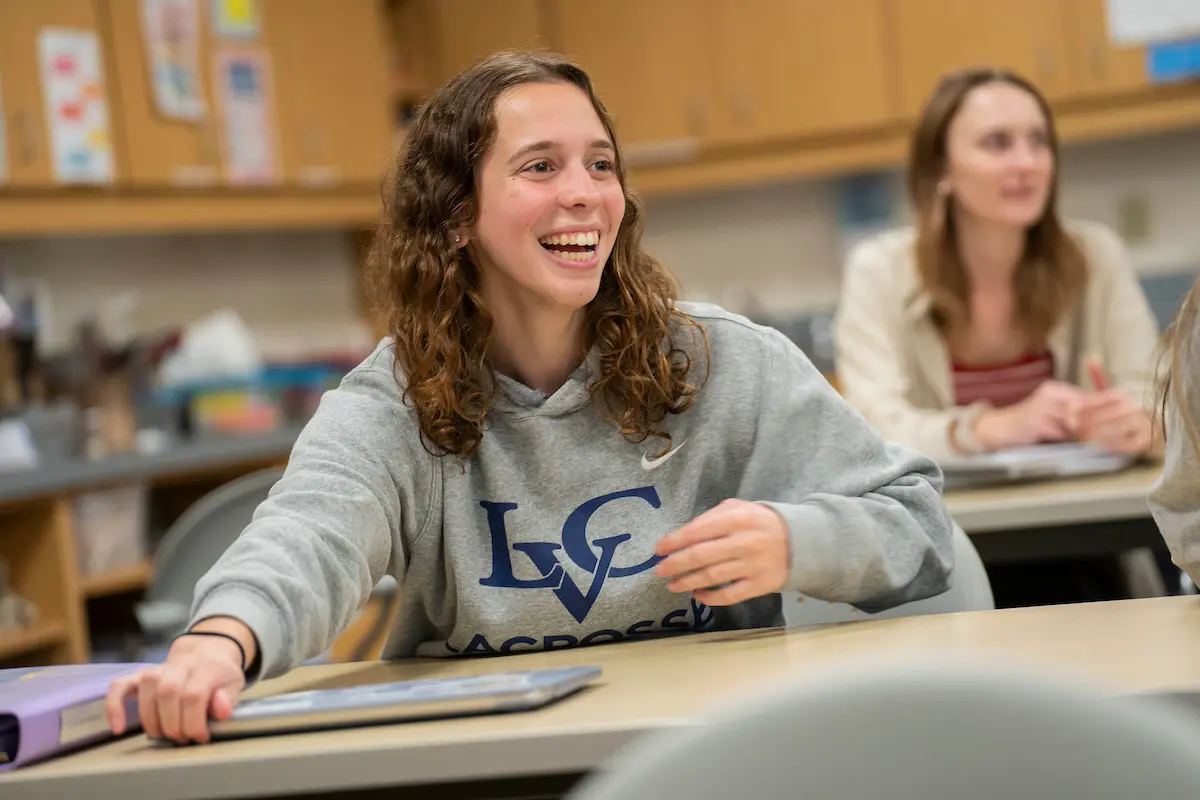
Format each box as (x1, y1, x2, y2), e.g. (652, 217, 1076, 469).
(5, 595, 1200, 799)
(0, 425, 303, 508)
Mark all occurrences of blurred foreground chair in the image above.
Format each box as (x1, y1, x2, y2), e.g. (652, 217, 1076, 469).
(135, 466, 397, 663)
(782, 521, 993, 627)
(567, 661, 1200, 800)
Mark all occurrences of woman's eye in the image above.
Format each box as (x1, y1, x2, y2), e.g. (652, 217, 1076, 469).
(983, 132, 1011, 150)
(592, 159, 614, 172)
(524, 160, 553, 174)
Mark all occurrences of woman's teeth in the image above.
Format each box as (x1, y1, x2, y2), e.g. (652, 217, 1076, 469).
(538, 231, 599, 262)
(539, 231, 598, 246)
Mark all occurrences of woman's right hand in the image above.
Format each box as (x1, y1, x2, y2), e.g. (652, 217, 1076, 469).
(106, 619, 254, 744)
(973, 381, 1087, 451)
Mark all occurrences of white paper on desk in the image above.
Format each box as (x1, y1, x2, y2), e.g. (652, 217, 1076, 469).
(37, 29, 115, 184)
(1106, 0, 1200, 45)
(941, 442, 1135, 483)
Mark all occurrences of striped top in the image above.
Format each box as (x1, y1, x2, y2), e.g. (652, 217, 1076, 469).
(952, 351, 1055, 408)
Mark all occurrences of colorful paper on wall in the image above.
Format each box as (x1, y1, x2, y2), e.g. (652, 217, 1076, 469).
(140, 0, 206, 120)
(212, 0, 261, 39)
(1106, 0, 1200, 46)
(1147, 37, 1200, 83)
(214, 48, 278, 184)
(37, 29, 115, 185)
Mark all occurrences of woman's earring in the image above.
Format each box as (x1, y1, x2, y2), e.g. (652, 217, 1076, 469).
(932, 182, 951, 227)
(454, 234, 461, 244)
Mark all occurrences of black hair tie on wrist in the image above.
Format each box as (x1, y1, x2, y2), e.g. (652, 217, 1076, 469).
(172, 630, 248, 673)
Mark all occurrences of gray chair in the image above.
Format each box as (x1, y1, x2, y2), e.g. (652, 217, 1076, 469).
(137, 466, 396, 663)
(567, 661, 1200, 800)
(781, 521, 993, 627)
(137, 467, 288, 641)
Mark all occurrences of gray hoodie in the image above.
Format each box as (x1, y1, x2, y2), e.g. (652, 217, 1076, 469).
(190, 302, 955, 679)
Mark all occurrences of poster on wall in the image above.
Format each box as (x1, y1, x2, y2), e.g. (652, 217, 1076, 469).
(1106, 0, 1200, 45)
(140, 0, 206, 120)
(213, 48, 278, 184)
(211, 0, 260, 39)
(37, 29, 115, 185)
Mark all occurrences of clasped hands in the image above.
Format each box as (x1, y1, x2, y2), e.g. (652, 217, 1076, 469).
(975, 361, 1153, 455)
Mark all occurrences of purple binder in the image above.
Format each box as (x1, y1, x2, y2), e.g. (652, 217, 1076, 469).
(0, 663, 150, 771)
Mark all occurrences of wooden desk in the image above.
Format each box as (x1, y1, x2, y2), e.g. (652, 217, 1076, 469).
(5, 596, 1200, 800)
(944, 464, 1161, 534)
(943, 464, 1165, 565)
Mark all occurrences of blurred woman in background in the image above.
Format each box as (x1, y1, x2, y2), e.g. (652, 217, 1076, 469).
(834, 67, 1159, 463)
(1150, 281, 1200, 584)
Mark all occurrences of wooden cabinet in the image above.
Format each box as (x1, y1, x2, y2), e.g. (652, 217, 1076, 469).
(0, 500, 88, 667)
(105, 0, 393, 189)
(268, 0, 396, 187)
(550, 0, 898, 157)
(0, 0, 113, 188)
(0, 0, 1197, 234)
(102, 0, 221, 187)
(417, 0, 546, 89)
(890, 0, 1076, 118)
(547, 0, 714, 162)
(1067, 0, 1151, 98)
(710, 0, 898, 145)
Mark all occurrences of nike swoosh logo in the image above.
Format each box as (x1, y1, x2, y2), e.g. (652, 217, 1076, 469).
(641, 441, 686, 471)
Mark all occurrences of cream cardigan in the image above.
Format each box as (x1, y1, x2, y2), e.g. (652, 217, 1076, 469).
(833, 220, 1161, 461)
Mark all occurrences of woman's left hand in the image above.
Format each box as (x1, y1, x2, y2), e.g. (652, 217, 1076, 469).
(1078, 390, 1153, 455)
(655, 499, 790, 605)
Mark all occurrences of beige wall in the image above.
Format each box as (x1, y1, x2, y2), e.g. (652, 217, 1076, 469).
(2, 128, 1198, 359)
(0, 229, 371, 359)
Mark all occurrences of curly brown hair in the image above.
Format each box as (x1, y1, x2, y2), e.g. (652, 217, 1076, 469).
(909, 67, 1086, 351)
(367, 50, 707, 459)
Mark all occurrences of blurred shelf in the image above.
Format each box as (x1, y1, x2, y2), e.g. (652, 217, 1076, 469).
(0, 621, 68, 661)
(0, 190, 380, 238)
(0, 425, 302, 509)
(82, 561, 153, 599)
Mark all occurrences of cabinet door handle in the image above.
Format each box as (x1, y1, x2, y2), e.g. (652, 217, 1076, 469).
(686, 96, 708, 135)
(14, 110, 40, 167)
(302, 123, 324, 163)
(200, 118, 220, 165)
(730, 88, 753, 125)
(1037, 48, 1056, 88)
(1092, 38, 1108, 81)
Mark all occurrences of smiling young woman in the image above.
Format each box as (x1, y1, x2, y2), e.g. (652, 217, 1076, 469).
(105, 51, 955, 746)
